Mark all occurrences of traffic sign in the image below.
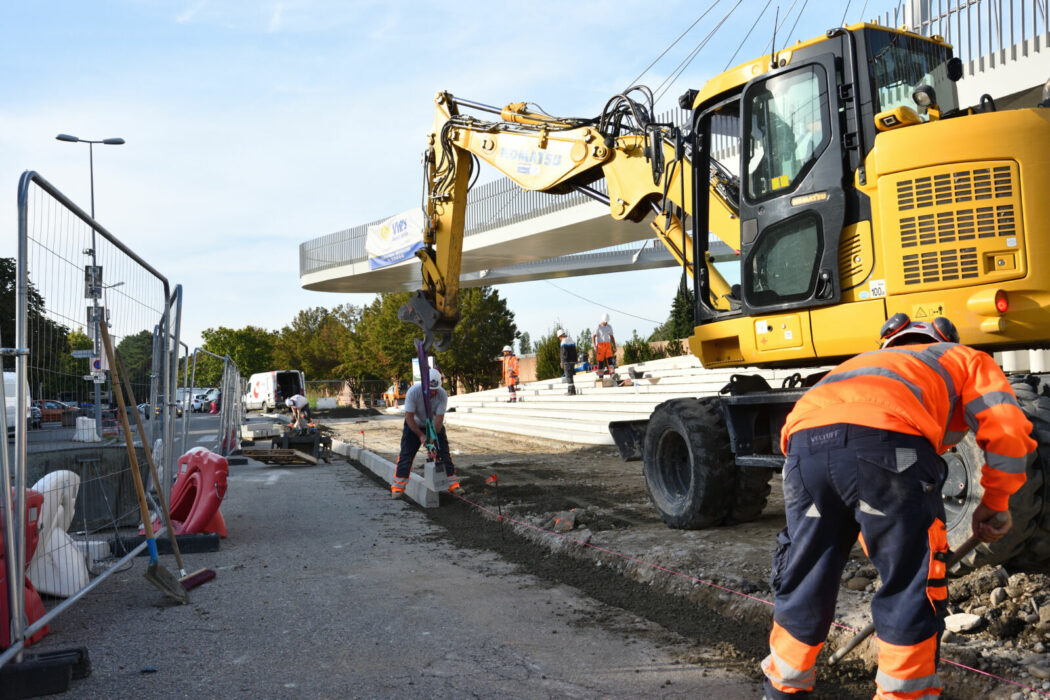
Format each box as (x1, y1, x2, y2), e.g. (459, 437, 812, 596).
(71, 349, 94, 359)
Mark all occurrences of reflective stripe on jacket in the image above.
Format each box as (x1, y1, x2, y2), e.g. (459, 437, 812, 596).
(781, 343, 1035, 511)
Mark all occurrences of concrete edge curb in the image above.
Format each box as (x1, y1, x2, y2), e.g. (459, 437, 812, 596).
(332, 438, 446, 508)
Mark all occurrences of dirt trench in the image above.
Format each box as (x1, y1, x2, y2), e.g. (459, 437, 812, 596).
(328, 414, 1050, 699)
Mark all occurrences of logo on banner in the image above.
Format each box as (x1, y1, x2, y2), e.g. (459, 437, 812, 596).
(365, 208, 425, 270)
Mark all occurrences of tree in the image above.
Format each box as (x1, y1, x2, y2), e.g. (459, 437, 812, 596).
(650, 275, 695, 342)
(116, 330, 155, 396)
(517, 331, 531, 355)
(576, 328, 593, 361)
(1, 258, 73, 402)
(272, 305, 358, 380)
(621, 329, 659, 365)
(435, 287, 516, 393)
(201, 325, 277, 378)
(342, 293, 417, 385)
(534, 328, 562, 381)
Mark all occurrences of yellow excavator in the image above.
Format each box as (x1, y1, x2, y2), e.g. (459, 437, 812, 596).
(398, 22, 1050, 570)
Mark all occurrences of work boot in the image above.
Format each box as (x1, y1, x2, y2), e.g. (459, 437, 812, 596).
(567, 387, 576, 396)
(448, 483, 464, 496)
(390, 489, 403, 500)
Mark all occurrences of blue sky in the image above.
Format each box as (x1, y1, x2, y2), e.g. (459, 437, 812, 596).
(1, 0, 908, 353)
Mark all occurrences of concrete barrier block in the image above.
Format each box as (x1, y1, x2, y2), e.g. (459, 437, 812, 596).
(332, 439, 440, 507)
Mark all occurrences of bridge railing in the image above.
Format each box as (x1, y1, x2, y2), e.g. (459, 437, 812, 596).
(299, 108, 688, 277)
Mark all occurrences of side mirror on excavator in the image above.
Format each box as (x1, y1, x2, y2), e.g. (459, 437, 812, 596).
(947, 56, 963, 82)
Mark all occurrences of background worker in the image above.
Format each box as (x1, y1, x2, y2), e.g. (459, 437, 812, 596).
(761, 314, 1036, 700)
(501, 345, 520, 402)
(558, 330, 578, 396)
(391, 368, 462, 499)
(592, 313, 616, 376)
(284, 393, 313, 430)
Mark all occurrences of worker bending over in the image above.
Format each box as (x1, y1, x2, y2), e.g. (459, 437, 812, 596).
(592, 313, 616, 376)
(762, 314, 1035, 700)
(391, 368, 462, 498)
(285, 393, 313, 429)
(501, 345, 520, 402)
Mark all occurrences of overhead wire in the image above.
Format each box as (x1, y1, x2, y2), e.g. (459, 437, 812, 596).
(623, 0, 723, 91)
(784, 0, 810, 44)
(653, 0, 743, 105)
(722, 0, 775, 70)
(542, 279, 663, 325)
(839, 0, 854, 26)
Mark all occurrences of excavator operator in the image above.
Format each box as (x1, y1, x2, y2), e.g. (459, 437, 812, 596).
(762, 314, 1036, 700)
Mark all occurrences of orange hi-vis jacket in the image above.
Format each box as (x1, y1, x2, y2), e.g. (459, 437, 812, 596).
(502, 354, 519, 386)
(781, 342, 1036, 511)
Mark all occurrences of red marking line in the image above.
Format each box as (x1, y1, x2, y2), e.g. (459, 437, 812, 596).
(452, 492, 1050, 697)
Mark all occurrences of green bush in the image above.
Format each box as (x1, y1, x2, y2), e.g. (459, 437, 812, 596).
(621, 330, 658, 365)
(664, 337, 685, 357)
(534, 329, 563, 380)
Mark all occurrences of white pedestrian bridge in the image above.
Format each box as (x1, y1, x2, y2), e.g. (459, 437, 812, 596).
(300, 0, 1050, 296)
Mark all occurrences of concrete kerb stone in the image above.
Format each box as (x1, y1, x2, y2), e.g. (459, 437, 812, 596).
(331, 439, 445, 508)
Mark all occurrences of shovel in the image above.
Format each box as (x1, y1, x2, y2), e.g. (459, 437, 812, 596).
(99, 322, 189, 604)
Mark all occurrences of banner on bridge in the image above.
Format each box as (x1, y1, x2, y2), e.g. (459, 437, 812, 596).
(365, 208, 425, 270)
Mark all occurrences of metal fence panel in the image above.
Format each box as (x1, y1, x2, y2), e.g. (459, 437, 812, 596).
(2, 171, 180, 667)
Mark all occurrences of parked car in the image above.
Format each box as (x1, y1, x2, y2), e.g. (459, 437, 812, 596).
(135, 399, 183, 419)
(30, 405, 41, 430)
(33, 399, 76, 423)
(191, 394, 207, 412)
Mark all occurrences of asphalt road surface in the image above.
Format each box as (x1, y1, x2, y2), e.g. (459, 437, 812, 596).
(29, 447, 762, 698)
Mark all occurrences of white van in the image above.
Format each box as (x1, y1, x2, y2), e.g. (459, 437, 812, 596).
(243, 370, 305, 412)
(3, 371, 32, 434)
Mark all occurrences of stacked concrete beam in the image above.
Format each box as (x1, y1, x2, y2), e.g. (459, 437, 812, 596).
(444, 355, 809, 444)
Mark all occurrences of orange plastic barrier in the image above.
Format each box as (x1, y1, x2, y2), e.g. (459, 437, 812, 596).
(168, 450, 228, 538)
(1, 489, 49, 648)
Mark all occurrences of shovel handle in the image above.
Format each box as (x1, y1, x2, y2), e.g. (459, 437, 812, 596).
(826, 511, 1008, 666)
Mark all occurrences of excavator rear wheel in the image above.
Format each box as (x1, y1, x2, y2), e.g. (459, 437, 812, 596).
(643, 397, 733, 529)
(944, 373, 1050, 572)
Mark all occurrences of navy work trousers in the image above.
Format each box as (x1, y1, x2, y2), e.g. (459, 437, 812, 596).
(765, 423, 948, 698)
(394, 421, 455, 480)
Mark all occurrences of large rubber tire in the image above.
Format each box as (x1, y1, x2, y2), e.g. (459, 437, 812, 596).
(943, 374, 1050, 572)
(642, 397, 733, 529)
(724, 466, 775, 525)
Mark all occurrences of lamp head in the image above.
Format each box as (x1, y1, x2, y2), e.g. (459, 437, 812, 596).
(56, 134, 80, 143)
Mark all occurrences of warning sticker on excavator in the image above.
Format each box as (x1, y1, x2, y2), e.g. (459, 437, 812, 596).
(912, 302, 945, 319)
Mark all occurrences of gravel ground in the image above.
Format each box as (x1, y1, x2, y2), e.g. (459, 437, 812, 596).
(326, 413, 1050, 699)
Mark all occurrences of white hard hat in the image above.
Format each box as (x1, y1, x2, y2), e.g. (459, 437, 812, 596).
(428, 368, 443, 389)
(502, 345, 512, 353)
(557, 329, 567, 337)
(284, 397, 294, 407)
(600, 313, 610, 323)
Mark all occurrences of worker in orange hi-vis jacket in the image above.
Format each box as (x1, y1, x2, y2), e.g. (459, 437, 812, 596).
(762, 314, 1036, 700)
(501, 345, 520, 403)
(592, 313, 616, 376)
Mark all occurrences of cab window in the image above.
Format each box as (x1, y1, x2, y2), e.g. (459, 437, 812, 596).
(744, 214, 823, 306)
(745, 66, 830, 201)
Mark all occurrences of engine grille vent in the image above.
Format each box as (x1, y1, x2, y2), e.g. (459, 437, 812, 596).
(890, 163, 1019, 288)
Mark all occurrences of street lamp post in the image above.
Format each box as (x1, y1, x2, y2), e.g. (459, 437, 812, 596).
(56, 134, 125, 438)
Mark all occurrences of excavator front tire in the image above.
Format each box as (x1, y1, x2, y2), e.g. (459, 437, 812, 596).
(643, 397, 733, 529)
